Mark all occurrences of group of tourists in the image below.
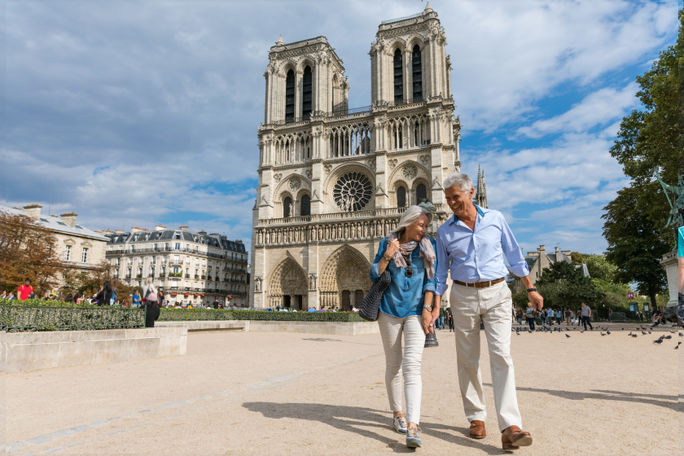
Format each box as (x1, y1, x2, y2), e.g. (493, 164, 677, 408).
(518, 303, 594, 331)
(370, 172, 540, 450)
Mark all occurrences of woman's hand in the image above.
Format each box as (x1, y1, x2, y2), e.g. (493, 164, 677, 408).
(421, 308, 437, 334)
(385, 238, 400, 259)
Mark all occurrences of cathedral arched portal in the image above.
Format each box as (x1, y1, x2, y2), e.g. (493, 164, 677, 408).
(268, 256, 308, 310)
(319, 245, 371, 310)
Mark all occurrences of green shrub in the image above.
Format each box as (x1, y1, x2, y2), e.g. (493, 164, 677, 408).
(0, 298, 145, 332)
(159, 308, 364, 322)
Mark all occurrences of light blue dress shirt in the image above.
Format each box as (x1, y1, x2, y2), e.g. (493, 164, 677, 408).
(370, 236, 437, 319)
(434, 205, 529, 296)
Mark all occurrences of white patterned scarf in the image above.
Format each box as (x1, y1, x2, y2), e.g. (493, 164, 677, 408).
(386, 232, 436, 279)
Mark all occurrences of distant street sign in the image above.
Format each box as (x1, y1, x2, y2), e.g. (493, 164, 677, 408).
(627, 292, 634, 300)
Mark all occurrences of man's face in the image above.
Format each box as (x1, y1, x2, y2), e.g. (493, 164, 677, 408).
(444, 186, 474, 216)
(24, 280, 30, 286)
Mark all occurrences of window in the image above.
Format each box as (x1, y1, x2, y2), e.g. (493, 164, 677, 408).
(285, 69, 295, 122)
(283, 196, 293, 218)
(300, 194, 311, 217)
(393, 49, 403, 104)
(81, 247, 89, 263)
(175, 242, 181, 250)
(302, 66, 312, 119)
(333, 172, 372, 212)
(397, 186, 407, 208)
(65, 245, 72, 261)
(416, 183, 427, 203)
(412, 44, 422, 102)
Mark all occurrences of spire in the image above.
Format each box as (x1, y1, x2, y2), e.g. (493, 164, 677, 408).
(475, 165, 488, 208)
(275, 35, 284, 46)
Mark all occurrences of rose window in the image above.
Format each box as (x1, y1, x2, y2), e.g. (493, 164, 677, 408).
(333, 172, 372, 212)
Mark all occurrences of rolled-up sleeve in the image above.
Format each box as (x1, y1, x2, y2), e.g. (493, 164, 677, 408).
(423, 237, 437, 293)
(500, 213, 529, 278)
(434, 228, 450, 296)
(370, 238, 387, 282)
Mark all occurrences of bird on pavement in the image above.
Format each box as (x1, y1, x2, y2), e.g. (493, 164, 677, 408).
(565, 334, 571, 338)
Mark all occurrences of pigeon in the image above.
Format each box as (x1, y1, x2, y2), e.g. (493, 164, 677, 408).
(679, 332, 683, 337)
(676, 342, 681, 350)
(641, 330, 647, 335)
(669, 329, 675, 334)
(664, 335, 672, 339)
(654, 338, 664, 344)
(601, 332, 606, 336)
(631, 334, 638, 338)
(606, 330, 611, 335)
(565, 334, 571, 338)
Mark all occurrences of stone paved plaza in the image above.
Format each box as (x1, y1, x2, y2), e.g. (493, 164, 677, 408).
(3, 327, 681, 455)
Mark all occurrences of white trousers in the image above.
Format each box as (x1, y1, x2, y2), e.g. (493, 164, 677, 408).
(450, 281, 522, 431)
(378, 312, 426, 424)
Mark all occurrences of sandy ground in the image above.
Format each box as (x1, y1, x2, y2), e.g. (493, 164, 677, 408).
(2, 326, 682, 456)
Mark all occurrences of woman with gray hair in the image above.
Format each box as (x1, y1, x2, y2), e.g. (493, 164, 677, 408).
(369, 204, 439, 448)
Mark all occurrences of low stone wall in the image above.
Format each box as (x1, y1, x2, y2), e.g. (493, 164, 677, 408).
(0, 327, 187, 373)
(156, 320, 248, 331)
(247, 320, 378, 335)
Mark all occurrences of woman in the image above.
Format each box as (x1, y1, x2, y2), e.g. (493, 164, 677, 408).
(142, 279, 160, 328)
(370, 205, 438, 449)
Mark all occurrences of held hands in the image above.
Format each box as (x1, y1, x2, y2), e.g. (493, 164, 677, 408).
(421, 309, 437, 334)
(385, 239, 400, 259)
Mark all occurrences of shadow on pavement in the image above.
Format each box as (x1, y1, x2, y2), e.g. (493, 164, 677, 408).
(243, 402, 503, 454)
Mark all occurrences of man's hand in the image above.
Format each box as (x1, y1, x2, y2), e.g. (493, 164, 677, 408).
(529, 290, 544, 311)
(422, 308, 437, 334)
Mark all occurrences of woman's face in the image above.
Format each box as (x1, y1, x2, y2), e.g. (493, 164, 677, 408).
(404, 214, 429, 242)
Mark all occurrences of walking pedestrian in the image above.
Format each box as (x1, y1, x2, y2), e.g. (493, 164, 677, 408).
(434, 173, 541, 450)
(370, 205, 437, 449)
(580, 302, 593, 330)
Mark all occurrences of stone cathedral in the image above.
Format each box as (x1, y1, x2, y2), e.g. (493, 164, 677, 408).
(250, 5, 465, 310)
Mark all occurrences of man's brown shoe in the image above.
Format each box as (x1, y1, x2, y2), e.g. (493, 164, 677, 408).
(469, 420, 486, 439)
(501, 425, 532, 450)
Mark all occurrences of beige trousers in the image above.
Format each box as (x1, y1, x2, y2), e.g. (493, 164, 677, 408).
(450, 281, 522, 431)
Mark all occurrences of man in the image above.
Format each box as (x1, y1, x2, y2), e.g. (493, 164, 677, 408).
(580, 302, 593, 330)
(434, 173, 543, 451)
(17, 278, 33, 301)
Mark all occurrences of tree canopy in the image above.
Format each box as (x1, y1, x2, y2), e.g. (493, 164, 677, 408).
(602, 10, 682, 303)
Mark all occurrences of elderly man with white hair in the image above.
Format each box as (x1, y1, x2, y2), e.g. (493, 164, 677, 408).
(434, 172, 543, 451)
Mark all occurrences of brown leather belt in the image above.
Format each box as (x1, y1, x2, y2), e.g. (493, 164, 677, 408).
(453, 278, 505, 288)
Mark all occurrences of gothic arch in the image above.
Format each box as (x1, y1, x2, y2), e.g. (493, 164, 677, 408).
(273, 173, 311, 200)
(388, 160, 430, 187)
(318, 245, 372, 310)
(268, 256, 308, 309)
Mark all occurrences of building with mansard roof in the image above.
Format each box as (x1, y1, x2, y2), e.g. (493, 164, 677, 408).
(104, 226, 248, 307)
(251, 5, 465, 310)
(1, 203, 108, 291)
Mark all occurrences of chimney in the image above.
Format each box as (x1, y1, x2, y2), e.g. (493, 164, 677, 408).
(23, 203, 42, 220)
(154, 225, 167, 231)
(60, 212, 78, 227)
(555, 246, 559, 255)
(539, 244, 545, 252)
(179, 225, 189, 231)
(131, 227, 143, 233)
(115, 229, 125, 234)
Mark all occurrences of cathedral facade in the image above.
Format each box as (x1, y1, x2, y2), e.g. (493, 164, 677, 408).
(250, 5, 462, 310)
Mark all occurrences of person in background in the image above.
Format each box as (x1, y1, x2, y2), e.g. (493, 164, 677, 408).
(142, 279, 160, 327)
(17, 278, 33, 301)
(580, 302, 593, 330)
(525, 303, 536, 331)
(132, 290, 141, 307)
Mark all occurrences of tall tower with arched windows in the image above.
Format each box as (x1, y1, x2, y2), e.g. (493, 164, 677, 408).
(250, 4, 461, 310)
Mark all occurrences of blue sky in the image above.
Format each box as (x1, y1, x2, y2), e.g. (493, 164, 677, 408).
(1, 0, 679, 256)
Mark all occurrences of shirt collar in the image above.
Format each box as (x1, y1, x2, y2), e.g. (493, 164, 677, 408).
(449, 204, 486, 225)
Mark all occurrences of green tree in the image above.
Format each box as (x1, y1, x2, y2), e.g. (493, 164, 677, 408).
(535, 261, 603, 312)
(603, 187, 669, 307)
(603, 10, 681, 302)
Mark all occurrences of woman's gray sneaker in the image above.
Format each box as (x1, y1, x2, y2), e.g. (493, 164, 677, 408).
(393, 415, 408, 433)
(406, 427, 422, 448)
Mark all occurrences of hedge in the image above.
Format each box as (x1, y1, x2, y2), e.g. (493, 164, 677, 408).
(0, 298, 145, 332)
(159, 308, 365, 322)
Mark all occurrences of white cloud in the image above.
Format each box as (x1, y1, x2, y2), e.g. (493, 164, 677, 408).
(517, 82, 639, 138)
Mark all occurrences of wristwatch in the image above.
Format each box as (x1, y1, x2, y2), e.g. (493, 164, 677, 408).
(423, 304, 433, 311)
(527, 287, 537, 293)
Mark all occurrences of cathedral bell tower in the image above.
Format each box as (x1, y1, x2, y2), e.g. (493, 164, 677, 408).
(250, 5, 462, 310)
